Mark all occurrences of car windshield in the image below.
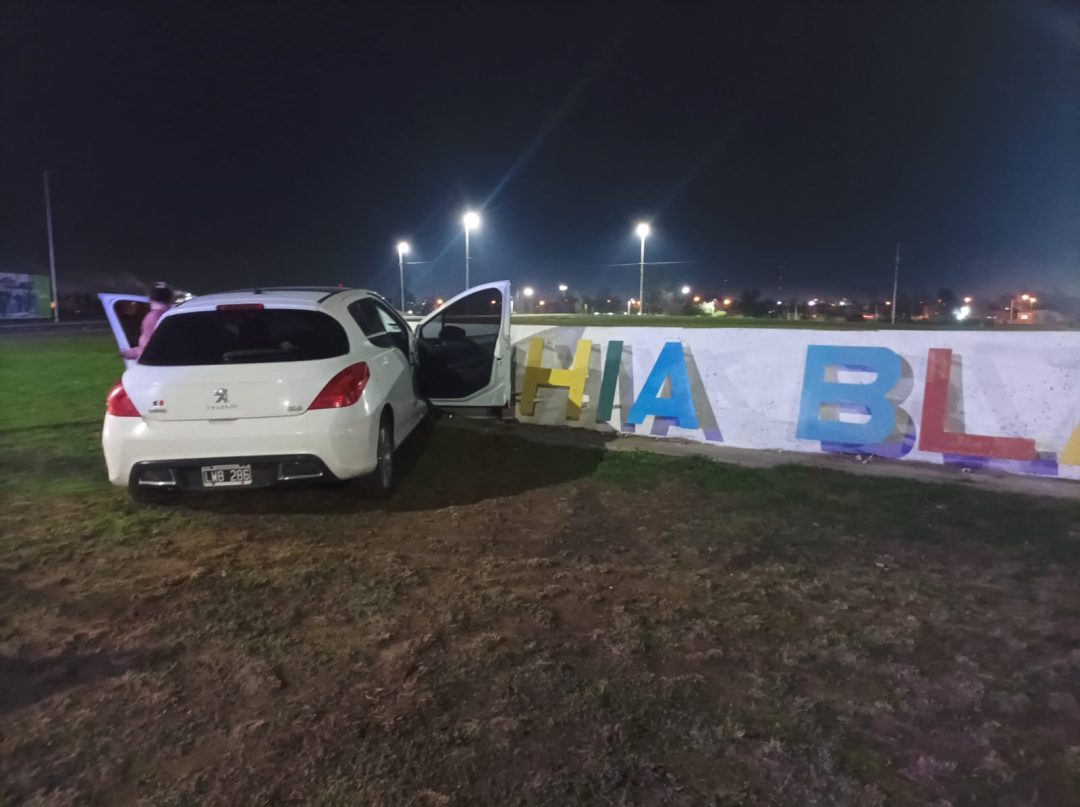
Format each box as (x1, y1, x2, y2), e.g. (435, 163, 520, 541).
(139, 308, 349, 366)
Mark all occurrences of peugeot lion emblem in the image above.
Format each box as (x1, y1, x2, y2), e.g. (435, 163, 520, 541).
(214, 388, 229, 404)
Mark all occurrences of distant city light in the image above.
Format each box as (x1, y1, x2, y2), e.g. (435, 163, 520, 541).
(538, 300, 546, 306)
(722, 298, 732, 306)
(963, 296, 972, 304)
(1021, 293, 1030, 301)
(808, 300, 817, 307)
(1030, 296, 1038, 303)
(693, 295, 701, 303)
(523, 286, 534, 297)
(955, 305, 971, 321)
(436, 298, 444, 306)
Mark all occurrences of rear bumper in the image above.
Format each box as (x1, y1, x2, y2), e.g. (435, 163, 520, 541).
(129, 454, 337, 490)
(102, 408, 380, 488)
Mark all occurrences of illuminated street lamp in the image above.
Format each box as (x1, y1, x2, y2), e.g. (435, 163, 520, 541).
(635, 222, 650, 315)
(627, 298, 636, 315)
(722, 297, 732, 306)
(963, 296, 972, 304)
(680, 285, 691, 295)
(462, 210, 481, 290)
(395, 241, 410, 311)
(558, 283, 568, 293)
(523, 286, 534, 297)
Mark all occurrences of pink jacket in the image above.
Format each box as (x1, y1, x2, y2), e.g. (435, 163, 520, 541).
(120, 301, 170, 360)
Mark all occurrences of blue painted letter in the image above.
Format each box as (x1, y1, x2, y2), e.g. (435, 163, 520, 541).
(626, 342, 699, 429)
(796, 346, 900, 445)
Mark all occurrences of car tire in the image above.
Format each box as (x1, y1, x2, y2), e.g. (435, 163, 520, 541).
(366, 413, 395, 499)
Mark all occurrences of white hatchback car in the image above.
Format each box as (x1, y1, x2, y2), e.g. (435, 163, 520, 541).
(99, 281, 511, 500)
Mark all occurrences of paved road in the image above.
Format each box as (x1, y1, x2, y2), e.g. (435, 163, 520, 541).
(0, 320, 108, 336)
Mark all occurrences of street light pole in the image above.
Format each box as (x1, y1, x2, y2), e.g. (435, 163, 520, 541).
(635, 222, 650, 316)
(43, 171, 59, 322)
(462, 210, 480, 290)
(396, 241, 410, 311)
(890, 241, 900, 325)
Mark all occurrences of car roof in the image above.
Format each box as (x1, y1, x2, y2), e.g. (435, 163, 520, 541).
(174, 287, 371, 310)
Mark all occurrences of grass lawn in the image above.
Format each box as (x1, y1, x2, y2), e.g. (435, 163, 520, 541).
(3, 332, 1080, 804)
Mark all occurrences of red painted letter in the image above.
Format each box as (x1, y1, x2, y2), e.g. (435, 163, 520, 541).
(918, 348, 1035, 460)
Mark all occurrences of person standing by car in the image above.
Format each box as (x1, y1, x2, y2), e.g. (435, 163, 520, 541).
(120, 282, 173, 360)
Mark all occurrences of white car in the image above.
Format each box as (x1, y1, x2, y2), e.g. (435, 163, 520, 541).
(99, 282, 511, 500)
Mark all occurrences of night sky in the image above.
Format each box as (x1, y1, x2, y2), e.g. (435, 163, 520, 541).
(2, 1, 1077, 302)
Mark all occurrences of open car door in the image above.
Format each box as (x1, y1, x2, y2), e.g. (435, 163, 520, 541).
(415, 280, 511, 410)
(98, 293, 149, 367)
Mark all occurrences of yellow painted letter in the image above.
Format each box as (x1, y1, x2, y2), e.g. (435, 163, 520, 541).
(1061, 425, 1080, 465)
(520, 337, 593, 420)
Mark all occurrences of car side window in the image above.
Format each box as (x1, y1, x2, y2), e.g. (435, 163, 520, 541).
(348, 299, 408, 356)
(370, 301, 410, 356)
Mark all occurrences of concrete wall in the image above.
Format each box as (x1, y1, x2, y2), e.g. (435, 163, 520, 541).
(510, 324, 1080, 482)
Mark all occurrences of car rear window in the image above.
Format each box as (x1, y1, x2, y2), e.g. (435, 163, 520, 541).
(139, 308, 349, 365)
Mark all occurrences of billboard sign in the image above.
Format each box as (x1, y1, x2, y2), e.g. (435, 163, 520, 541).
(0, 273, 52, 319)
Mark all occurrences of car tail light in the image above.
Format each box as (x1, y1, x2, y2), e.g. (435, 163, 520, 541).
(106, 380, 141, 417)
(308, 362, 370, 410)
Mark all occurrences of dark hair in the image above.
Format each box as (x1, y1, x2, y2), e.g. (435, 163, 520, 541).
(149, 282, 173, 304)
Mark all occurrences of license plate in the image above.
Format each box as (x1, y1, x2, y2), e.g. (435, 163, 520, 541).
(201, 463, 253, 487)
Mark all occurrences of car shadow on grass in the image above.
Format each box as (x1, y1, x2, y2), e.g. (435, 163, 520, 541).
(0, 646, 179, 715)
(177, 421, 613, 515)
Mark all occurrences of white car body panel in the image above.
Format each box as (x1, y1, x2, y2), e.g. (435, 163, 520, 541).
(102, 405, 380, 485)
